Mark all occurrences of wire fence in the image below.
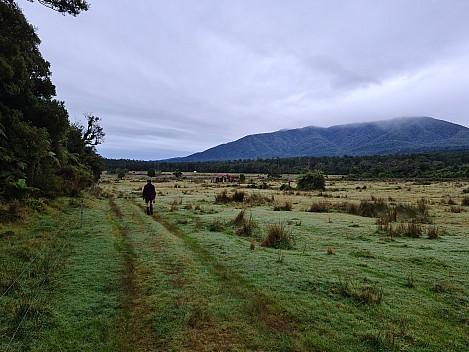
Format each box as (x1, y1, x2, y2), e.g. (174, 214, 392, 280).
(0, 209, 81, 352)
(3, 234, 70, 352)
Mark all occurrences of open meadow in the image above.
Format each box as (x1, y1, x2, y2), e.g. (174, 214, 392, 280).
(1, 172, 468, 351)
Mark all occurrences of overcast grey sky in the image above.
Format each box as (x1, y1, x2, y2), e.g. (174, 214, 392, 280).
(21, 0, 469, 160)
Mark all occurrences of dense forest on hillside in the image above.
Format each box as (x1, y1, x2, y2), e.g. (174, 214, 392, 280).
(0, 1, 102, 200)
(105, 150, 469, 179)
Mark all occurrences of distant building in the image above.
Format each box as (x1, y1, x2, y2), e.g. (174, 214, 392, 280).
(214, 174, 237, 183)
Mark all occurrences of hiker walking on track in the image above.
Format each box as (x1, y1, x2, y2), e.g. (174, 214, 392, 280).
(142, 179, 156, 215)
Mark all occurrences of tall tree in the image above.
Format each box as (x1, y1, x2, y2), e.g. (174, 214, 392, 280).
(0, 1, 102, 199)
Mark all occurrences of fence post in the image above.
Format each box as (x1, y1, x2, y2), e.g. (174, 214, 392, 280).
(80, 200, 84, 228)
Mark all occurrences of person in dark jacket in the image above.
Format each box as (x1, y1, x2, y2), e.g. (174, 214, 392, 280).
(142, 179, 156, 215)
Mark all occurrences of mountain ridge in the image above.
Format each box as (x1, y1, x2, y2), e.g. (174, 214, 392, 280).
(166, 117, 469, 162)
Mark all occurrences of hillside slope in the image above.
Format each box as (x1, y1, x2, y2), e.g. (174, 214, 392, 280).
(170, 117, 469, 161)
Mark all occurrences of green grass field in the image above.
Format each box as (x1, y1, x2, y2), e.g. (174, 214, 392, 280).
(1, 173, 468, 351)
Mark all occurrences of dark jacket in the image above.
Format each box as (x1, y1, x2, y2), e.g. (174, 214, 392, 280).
(142, 182, 156, 201)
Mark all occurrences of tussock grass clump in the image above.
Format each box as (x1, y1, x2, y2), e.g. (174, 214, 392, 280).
(362, 330, 399, 351)
(378, 220, 423, 238)
(214, 190, 230, 203)
(394, 199, 430, 223)
(193, 218, 203, 230)
(461, 197, 469, 206)
(377, 199, 432, 237)
(246, 192, 274, 206)
(208, 218, 227, 232)
(232, 210, 259, 237)
(169, 197, 183, 211)
(232, 190, 245, 202)
(426, 225, 445, 239)
(261, 223, 294, 249)
(449, 205, 462, 213)
(357, 198, 388, 217)
(395, 221, 422, 238)
(307, 201, 331, 213)
(0, 200, 24, 222)
(236, 216, 259, 237)
(215, 190, 245, 203)
(405, 272, 416, 288)
(351, 249, 375, 259)
(232, 209, 245, 226)
(326, 246, 335, 255)
(170, 200, 179, 212)
(273, 201, 292, 211)
(280, 183, 294, 191)
(339, 277, 383, 304)
(446, 198, 457, 205)
(432, 281, 454, 293)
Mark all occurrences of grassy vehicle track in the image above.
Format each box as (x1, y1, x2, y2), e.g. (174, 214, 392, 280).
(1, 174, 468, 351)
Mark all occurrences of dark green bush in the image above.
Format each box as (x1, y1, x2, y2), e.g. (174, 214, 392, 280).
(296, 169, 325, 191)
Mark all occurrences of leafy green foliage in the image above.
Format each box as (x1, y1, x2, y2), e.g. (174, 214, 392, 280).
(0, 2, 103, 199)
(296, 169, 325, 191)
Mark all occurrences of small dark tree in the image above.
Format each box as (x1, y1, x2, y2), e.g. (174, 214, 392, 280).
(267, 166, 282, 179)
(173, 169, 182, 178)
(117, 169, 126, 180)
(296, 169, 325, 191)
(82, 113, 105, 147)
(239, 174, 246, 183)
(147, 168, 156, 178)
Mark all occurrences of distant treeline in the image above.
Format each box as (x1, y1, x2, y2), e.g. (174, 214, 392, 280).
(104, 151, 469, 179)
